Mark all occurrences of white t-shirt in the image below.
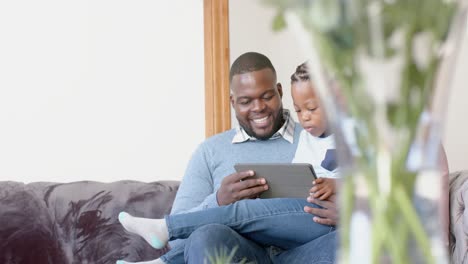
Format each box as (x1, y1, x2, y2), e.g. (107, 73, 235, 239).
(292, 130, 339, 178)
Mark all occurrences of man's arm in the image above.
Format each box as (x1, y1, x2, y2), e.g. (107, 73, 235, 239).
(171, 143, 218, 215)
(171, 141, 269, 214)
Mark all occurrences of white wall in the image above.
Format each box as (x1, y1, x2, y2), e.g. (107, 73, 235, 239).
(230, 0, 468, 172)
(0, 0, 205, 183)
(229, 0, 305, 126)
(444, 31, 468, 172)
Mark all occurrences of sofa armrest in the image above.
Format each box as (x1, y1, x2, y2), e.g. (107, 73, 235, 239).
(449, 171, 468, 263)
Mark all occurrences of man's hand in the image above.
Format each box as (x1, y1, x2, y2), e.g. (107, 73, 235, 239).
(304, 194, 338, 226)
(216, 170, 268, 206)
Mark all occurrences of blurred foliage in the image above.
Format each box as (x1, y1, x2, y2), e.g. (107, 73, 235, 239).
(205, 246, 250, 264)
(263, 0, 457, 263)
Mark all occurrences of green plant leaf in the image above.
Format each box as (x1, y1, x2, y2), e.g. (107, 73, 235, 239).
(272, 11, 287, 32)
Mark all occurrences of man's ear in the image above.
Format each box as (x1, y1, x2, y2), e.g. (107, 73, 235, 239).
(230, 94, 235, 107)
(277, 83, 283, 98)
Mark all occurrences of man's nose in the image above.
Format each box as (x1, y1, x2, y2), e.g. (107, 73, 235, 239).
(252, 99, 266, 112)
(301, 111, 311, 121)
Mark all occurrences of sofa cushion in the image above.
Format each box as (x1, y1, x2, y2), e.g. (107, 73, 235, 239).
(0, 180, 179, 264)
(449, 171, 468, 264)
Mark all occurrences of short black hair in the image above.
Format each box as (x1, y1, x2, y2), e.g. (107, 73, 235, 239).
(229, 52, 276, 83)
(290, 61, 311, 84)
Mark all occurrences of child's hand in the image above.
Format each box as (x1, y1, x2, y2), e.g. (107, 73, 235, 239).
(309, 178, 336, 200)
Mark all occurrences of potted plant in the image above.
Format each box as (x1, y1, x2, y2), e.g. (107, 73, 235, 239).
(264, 0, 468, 263)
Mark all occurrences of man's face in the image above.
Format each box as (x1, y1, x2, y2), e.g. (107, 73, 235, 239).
(230, 68, 284, 140)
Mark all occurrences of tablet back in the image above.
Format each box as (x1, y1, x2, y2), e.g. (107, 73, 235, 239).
(234, 163, 316, 199)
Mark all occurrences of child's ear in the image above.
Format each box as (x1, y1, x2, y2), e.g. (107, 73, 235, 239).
(276, 83, 283, 98)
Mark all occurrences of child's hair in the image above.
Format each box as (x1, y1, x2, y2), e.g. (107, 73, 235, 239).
(290, 62, 311, 84)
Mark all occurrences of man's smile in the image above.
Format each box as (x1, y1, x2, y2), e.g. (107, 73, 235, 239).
(251, 115, 271, 127)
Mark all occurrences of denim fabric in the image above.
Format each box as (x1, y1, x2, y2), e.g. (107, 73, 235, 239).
(270, 230, 337, 264)
(162, 198, 336, 263)
(159, 239, 185, 264)
(184, 224, 272, 264)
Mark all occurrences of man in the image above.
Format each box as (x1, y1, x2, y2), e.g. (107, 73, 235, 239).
(124, 52, 338, 264)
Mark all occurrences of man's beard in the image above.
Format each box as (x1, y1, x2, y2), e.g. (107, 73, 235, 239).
(240, 107, 285, 140)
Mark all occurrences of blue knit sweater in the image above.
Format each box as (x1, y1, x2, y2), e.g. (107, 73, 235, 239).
(171, 125, 302, 215)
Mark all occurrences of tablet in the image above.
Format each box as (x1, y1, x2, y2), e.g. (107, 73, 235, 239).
(234, 163, 317, 199)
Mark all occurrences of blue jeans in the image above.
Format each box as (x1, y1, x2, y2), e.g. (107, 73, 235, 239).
(270, 230, 337, 264)
(160, 198, 336, 263)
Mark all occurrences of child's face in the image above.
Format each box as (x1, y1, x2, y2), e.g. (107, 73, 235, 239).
(291, 81, 329, 137)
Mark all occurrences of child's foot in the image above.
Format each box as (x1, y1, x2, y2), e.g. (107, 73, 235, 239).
(118, 212, 169, 249)
(116, 259, 165, 264)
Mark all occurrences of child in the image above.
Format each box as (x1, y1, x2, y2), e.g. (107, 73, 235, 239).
(290, 62, 339, 201)
(116, 62, 339, 264)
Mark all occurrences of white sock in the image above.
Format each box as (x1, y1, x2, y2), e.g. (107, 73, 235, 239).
(116, 259, 166, 264)
(118, 212, 169, 249)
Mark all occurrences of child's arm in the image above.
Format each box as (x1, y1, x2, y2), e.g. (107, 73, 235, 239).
(310, 178, 339, 200)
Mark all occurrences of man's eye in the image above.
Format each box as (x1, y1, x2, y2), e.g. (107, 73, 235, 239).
(263, 95, 274, 100)
(239, 100, 250, 105)
(294, 109, 301, 113)
(308, 107, 318, 112)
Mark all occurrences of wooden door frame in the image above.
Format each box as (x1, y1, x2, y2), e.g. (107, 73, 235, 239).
(204, 0, 231, 137)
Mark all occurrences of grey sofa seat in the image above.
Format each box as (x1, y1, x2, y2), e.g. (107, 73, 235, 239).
(1, 171, 467, 264)
(0, 180, 179, 264)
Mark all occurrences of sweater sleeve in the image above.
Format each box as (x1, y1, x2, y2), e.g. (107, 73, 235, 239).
(170, 142, 219, 215)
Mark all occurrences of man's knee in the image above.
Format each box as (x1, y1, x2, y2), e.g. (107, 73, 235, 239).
(184, 224, 238, 263)
(186, 224, 233, 247)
